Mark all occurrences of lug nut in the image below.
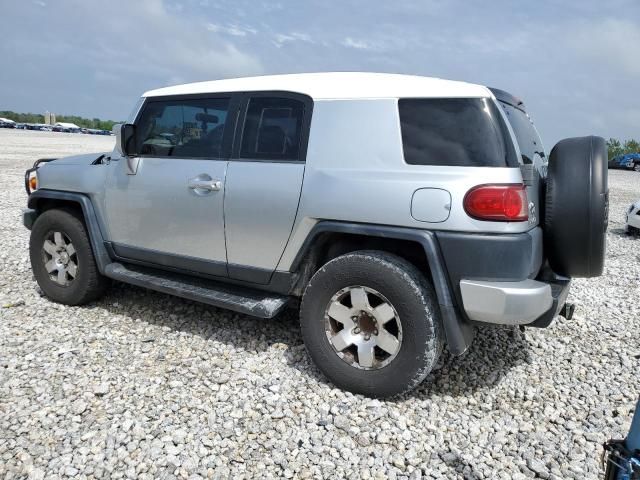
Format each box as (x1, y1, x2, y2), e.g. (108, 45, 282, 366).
(364, 334, 371, 341)
(353, 327, 360, 334)
(373, 329, 378, 335)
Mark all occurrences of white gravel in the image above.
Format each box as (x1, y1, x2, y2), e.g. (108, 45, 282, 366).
(1, 129, 639, 479)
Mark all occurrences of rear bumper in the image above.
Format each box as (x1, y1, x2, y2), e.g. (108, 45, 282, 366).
(436, 227, 573, 327)
(460, 277, 570, 326)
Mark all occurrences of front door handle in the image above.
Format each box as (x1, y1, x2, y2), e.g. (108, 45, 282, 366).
(188, 175, 222, 193)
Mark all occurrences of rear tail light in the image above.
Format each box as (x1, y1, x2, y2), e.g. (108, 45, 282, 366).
(463, 184, 528, 222)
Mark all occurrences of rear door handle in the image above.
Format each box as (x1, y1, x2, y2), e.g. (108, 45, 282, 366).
(188, 175, 222, 193)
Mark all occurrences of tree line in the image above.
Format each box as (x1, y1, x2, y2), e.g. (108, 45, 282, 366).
(607, 138, 640, 160)
(0, 111, 121, 131)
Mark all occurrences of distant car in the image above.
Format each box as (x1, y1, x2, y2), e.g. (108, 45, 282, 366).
(23, 123, 48, 131)
(609, 153, 640, 172)
(626, 201, 640, 235)
(0, 120, 16, 129)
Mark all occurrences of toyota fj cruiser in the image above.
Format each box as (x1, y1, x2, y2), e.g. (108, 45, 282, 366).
(23, 73, 608, 397)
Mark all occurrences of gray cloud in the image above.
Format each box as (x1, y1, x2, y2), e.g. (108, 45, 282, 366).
(342, 37, 374, 50)
(1, 0, 638, 146)
(206, 22, 258, 37)
(0, 0, 263, 119)
(568, 18, 640, 77)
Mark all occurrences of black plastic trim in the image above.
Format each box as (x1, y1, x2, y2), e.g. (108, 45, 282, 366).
(22, 208, 37, 230)
(105, 242, 295, 296)
(489, 87, 527, 112)
(110, 242, 228, 278)
(227, 263, 272, 284)
(527, 265, 572, 328)
(436, 228, 543, 314)
(26, 190, 111, 274)
(290, 221, 474, 356)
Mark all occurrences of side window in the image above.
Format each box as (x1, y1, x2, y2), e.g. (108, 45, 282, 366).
(498, 101, 545, 165)
(398, 98, 517, 167)
(240, 97, 305, 161)
(136, 97, 230, 158)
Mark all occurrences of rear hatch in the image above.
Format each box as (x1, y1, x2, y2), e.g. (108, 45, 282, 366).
(490, 88, 547, 227)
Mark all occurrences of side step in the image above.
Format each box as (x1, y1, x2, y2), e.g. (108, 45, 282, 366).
(104, 263, 289, 318)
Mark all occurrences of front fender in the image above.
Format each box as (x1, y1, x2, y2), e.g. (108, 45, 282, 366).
(27, 190, 112, 274)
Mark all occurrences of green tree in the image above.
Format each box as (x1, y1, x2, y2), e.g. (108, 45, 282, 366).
(607, 138, 624, 160)
(623, 139, 640, 155)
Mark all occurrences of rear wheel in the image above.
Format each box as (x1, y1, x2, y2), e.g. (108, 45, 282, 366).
(634, 162, 640, 172)
(300, 251, 443, 398)
(30, 209, 108, 305)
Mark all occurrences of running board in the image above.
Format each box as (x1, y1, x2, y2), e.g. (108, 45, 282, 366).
(104, 263, 289, 318)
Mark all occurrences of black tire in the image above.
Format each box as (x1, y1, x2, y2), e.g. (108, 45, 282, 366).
(634, 162, 640, 172)
(544, 136, 608, 277)
(300, 250, 443, 398)
(30, 208, 108, 305)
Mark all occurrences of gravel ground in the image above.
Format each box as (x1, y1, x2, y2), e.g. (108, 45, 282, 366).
(1, 129, 639, 479)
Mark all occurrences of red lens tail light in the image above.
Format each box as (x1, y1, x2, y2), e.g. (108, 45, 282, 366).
(463, 184, 528, 222)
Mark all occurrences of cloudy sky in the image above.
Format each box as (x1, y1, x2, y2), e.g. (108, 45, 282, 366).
(1, 0, 638, 146)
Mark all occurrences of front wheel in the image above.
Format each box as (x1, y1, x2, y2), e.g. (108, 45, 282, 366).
(634, 163, 640, 172)
(29, 208, 108, 305)
(300, 251, 443, 398)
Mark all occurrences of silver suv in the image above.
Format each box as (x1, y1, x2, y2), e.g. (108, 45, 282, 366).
(23, 73, 609, 397)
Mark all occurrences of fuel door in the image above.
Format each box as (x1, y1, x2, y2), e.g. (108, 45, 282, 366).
(411, 188, 452, 223)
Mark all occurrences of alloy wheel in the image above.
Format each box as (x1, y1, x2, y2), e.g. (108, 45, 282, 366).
(42, 231, 78, 286)
(324, 286, 402, 370)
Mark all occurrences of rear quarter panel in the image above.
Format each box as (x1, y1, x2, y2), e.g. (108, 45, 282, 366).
(277, 98, 529, 271)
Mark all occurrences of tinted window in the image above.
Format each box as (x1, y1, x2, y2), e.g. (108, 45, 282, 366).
(136, 98, 230, 158)
(498, 101, 545, 165)
(240, 97, 304, 161)
(398, 98, 517, 167)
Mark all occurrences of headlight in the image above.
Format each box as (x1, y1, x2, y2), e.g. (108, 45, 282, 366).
(28, 172, 38, 193)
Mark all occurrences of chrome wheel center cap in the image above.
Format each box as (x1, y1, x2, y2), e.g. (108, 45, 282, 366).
(59, 251, 70, 265)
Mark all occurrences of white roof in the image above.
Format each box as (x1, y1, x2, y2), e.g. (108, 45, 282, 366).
(0, 117, 15, 123)
(55, 122, 80, 129)
(143, 72, 491, 100)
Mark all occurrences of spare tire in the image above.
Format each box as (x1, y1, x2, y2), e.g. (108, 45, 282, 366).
(544, 135, 608, 277)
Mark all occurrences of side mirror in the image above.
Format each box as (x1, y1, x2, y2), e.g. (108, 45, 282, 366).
(113, 123, 136, 157)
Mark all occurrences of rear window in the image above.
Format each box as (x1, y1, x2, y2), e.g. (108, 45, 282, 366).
(398, 98, 517, 167)
(498, 101, 545, 165)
